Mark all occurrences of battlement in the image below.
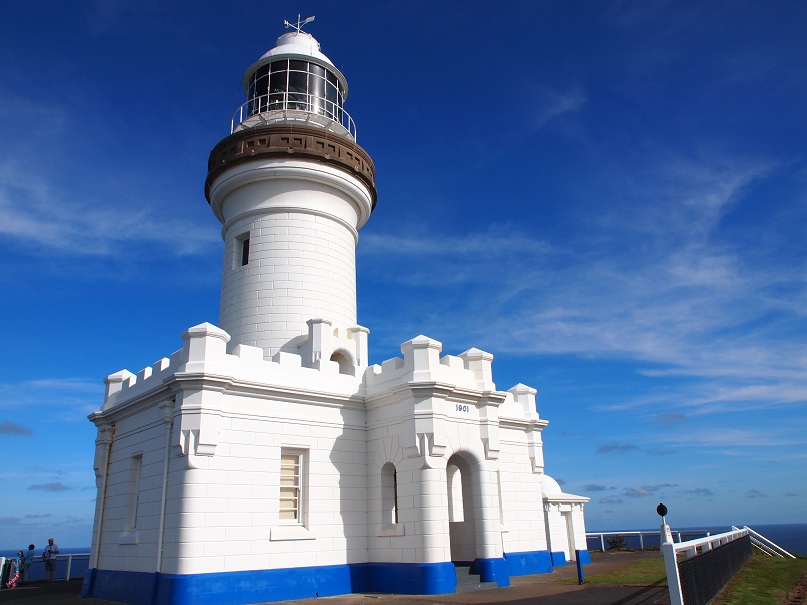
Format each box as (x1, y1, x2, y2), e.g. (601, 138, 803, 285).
(498, 383, 543, 423)
(365, 335, 496, 394)
(102, 324, 542, 426)
(102, 320, 368, 410)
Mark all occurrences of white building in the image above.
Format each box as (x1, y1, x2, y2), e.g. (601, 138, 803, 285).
(82, 23, 589, 605)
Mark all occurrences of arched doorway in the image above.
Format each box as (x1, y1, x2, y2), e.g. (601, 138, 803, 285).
(446, 453, 477, 563)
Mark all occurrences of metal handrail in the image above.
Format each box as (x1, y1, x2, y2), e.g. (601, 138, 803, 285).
(586, 529, 714, 552)
(733, 525, 795, 559)
(672, 528, 748, 558)
(0, 552, 90, 583)
(230, 92, 357, 139)
(661, 527, 750, 605)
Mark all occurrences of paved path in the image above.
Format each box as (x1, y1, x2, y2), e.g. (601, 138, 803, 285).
(0, 551, 670, 605)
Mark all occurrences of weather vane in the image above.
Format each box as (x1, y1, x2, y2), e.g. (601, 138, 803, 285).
(284, 14, 315, 33)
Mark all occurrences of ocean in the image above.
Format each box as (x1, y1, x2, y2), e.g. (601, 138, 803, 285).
(586, 523, 807, 556)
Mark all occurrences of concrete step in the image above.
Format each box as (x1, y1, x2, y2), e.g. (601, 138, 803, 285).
(453, 565, 498, 592)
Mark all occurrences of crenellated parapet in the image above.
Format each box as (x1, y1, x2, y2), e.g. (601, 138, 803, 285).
(365, 335, 497, 395)
(100, 320, 374, 426)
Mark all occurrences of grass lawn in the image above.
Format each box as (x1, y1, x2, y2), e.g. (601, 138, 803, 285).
(712, 554, 807, 605)
(561, 556, 668, 585)
(564, 552, 807, 604)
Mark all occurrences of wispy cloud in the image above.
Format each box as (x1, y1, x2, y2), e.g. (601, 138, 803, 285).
(360, 151, 806, 421)
(0, 378, 102, 418)
(530, 87, 587, 129)
(0, 164, 219, 259)
(0, 421, 32, 435)
(622, 484, 676, 498)
(28, 482, 71, 492)
(682, 488, 716, 497)
(649, 427, 805, 451)
(598, 444, 638, 454)
(656, 413, 687, 425)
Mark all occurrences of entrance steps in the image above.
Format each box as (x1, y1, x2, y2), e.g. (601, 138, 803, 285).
(453, 564, 498, 592)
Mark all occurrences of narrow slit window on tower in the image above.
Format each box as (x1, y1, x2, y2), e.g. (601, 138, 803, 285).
(234, 233, 250, 268)
(241, 237, 250, 266)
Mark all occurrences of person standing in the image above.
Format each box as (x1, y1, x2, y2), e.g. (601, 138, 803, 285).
(42, 537, 59, 581)
(4, 552, 22, 588)
(21, 544, 35, 584)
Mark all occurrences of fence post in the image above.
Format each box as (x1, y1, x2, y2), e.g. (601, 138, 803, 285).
(65, 555, 72, 581)
(662, 540, 684, 605)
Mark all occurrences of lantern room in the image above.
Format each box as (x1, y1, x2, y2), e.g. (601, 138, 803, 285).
(231, 28, 355, 138)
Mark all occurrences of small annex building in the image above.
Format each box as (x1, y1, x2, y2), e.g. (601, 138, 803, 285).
(82, 21, 590, 605)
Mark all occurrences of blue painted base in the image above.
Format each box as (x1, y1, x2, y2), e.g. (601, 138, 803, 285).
(82, 561, 458, 605)
(365, 562, 456, 595)
(472, 557, 510, 587)
(551, 551, 567, 566)
(504, 550, 554, 576)
(576, 549, 591, 565)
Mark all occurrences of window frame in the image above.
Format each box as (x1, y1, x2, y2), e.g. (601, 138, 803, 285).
(234, 231, 250, 269)
(279, 448, 307, 526)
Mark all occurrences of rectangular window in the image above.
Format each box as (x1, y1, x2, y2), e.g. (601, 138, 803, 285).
(241, 237, 250, 266)
(280, 449, 305, 523)
(127, 454, 143, 531)
(234, 232, 250, 269)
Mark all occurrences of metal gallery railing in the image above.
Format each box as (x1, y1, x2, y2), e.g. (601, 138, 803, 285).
(0, 552, 89, 585)
(230, 92, 357, 139)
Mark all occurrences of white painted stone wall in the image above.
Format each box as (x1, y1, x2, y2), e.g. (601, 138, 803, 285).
(209, 161, 374, 357)
(89, 322, 588, 578)
(543, 476, 589, 562)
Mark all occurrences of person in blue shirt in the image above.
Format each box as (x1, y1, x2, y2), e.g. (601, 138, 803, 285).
(21, 544, 35, 584)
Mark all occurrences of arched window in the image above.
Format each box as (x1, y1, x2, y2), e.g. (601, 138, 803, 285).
(330, 351, 351, 375)
(381, 463, 398, 526)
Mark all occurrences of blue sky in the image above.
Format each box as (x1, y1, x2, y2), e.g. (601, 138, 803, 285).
(1, 1, 805, 549)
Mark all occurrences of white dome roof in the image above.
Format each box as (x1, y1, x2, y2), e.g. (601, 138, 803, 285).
(260, 31, 335, 67)
(541, 474, 563, 496)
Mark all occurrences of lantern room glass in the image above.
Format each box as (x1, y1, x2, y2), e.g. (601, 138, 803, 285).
(246, 59, 345, 123)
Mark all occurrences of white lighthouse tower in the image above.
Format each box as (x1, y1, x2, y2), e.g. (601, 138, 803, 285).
(207, 21, 376, 357)
(84, 20, 589, 605)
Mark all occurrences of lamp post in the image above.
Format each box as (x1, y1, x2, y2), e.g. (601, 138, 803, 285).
(658, 503, 684, 605)
(658, 502, 672, 544)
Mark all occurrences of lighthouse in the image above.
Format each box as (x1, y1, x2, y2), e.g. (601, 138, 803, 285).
(206, 21, 376, 357)
(84, 20, 589, 605)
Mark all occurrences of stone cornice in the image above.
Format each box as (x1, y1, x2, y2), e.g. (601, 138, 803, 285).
(205, 124, 376, 208)
(498, 416, 550, 431)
